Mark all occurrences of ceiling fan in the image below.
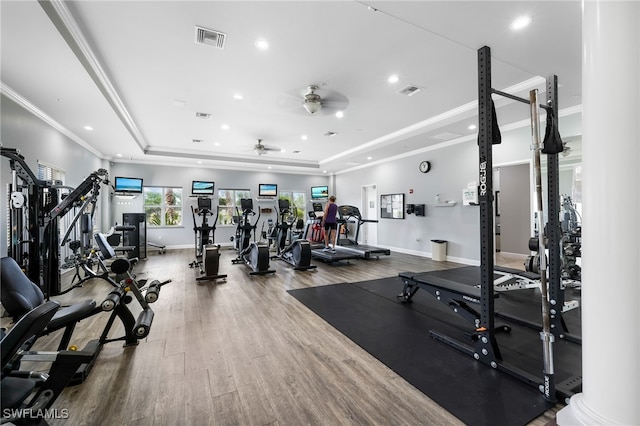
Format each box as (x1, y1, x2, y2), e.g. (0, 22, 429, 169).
(277, 84, 349, 116)
(253, 139, 280, 156)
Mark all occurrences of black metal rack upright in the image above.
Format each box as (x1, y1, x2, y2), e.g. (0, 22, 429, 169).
(475, 46, 577, 400)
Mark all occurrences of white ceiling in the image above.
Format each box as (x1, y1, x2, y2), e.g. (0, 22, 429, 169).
(1, 1, 583, 175)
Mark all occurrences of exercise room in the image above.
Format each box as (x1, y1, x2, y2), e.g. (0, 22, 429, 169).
(1, 2, 638, 425)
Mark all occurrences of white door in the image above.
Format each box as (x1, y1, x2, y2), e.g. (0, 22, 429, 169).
(362, 184, 377, 245)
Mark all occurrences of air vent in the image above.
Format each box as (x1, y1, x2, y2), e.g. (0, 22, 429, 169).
(195, 112, 211, 119)
(192, 139, 204, 144)
(397, 85, 423, 96)
(195, 26, 226, 49)
(324, 131, 337, 137)
(292, 150, 301, 154)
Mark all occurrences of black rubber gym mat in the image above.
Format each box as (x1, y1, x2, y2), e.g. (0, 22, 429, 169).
(288, 280, 556, 426)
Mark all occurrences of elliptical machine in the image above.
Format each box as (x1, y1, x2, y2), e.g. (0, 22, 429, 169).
(189, 197, 227, 281)
(271, 199, 316, 271)
(231, 198, 275, 275)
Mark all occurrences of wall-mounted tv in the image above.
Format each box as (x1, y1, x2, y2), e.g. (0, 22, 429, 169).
(258, 183, 277, 197)
(114, 176, 143, 193)
(311, 185, 329, 200)
(192, 180, 215, 195)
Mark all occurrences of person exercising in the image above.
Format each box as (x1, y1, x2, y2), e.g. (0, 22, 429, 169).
(322, 195, 338, 252)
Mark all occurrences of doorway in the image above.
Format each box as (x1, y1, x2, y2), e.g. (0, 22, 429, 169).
(361, 184, 377, 246)
(494, 163, 531, 269)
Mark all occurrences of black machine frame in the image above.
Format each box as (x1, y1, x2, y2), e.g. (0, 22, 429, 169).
(399, 46, 580, 403)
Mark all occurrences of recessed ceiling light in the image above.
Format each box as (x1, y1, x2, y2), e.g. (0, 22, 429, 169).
(268, 166, 272, 169)
(221, 124, 229, 130)
(301, 135, 308, 140)
(84, 125, 93, 131)
(323, 170, 327, 173)
(468, 124, 477, 130)
(116, 153, 122, 157)
(255, 38, 269, 50)
(214, 142, 221, 147)
(387, 74, 399, 84)
(367, 156, 373, 160)
(280, 149, 286, 153)
(510, 16, 532, 30)
(233, 93, 243, 100)
(197, 161, 202, 164)
(335, 111, 344, 118)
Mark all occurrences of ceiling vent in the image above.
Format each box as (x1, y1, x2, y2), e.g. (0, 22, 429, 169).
(324, 131, 338, 137)
(195, 26, 226, 49)
(397, 85, 423, 96)
(195, 112, 211, 119)
(192, 139, 204, 144)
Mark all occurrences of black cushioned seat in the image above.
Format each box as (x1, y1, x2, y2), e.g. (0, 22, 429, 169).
(0, 257, 96, 331)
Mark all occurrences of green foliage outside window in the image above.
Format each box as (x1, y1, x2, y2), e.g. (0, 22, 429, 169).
(218, 189, 251, 225)
(144, 187, 182, 227)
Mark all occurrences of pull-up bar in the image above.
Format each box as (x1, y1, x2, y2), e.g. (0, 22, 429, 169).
(492, 88, 552, 111)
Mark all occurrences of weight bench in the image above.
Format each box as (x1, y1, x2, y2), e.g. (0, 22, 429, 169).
(398, 266, 511, 334)
(1, 301, 94, 424)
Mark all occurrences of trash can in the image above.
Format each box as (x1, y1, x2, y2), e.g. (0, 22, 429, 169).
(431, 239, 447, 261)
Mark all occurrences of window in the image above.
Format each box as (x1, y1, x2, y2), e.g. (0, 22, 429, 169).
(280, 190, 306, 221)
(37, 161, 65, 184)
(218, 188, 251, 225)
(144, 187, 183, 227)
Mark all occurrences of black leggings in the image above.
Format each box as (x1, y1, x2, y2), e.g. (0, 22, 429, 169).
(324, 222, 337, 231)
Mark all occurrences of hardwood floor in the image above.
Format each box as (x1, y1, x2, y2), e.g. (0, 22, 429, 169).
(7, 248, 559, 425)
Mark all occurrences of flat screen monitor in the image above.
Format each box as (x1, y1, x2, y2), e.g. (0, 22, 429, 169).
(197, 197, 212, 210)
(311, 185, 329, 199)
(258, 184, 277, 197)
(114, 176, 143, 193)
(192, 180, 214, 195)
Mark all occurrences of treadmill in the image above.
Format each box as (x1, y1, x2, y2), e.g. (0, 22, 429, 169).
(304, 202, 357, 264)
(336, 205, 390, 259)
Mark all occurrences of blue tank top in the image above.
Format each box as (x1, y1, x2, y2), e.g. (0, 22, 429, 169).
(325, 203, 338, 223)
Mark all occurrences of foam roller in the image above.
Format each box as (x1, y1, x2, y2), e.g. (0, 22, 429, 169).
(145, 280, 161, 303)
(133, 308, 155, 339)
(101, 287, 125, 311)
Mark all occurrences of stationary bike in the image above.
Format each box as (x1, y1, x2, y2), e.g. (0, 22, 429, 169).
(231, 198, 275, 275)
(188, 197, 227, 281)
(271, 199, 316, 271)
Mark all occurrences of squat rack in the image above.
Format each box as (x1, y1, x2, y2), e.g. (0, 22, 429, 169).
(476, 45, 576, 399)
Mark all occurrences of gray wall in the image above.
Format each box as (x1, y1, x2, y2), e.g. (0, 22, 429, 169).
(110, 162, 329, 248)
(2, 91, 581, 264)
(1, 95, 107, 255)
(335, 128, 537, 263)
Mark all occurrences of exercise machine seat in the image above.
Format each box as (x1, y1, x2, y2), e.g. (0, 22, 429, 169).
(95, 232, 117, 259)
(1, 301, 59, 409)
(1, 257, 47, 321)
(0, 257, 97, 330)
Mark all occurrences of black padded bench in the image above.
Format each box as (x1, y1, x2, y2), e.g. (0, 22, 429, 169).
(398, 266, 509, 333)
